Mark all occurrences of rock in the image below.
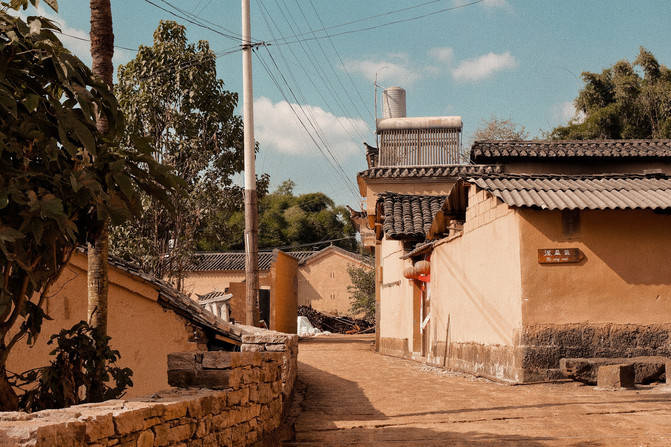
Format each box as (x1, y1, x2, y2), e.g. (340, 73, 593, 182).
(597, 364, 635, 389)
(560, 356, 668, 385)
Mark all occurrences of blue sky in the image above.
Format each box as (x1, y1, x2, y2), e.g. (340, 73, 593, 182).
(25, 0, 671, 207)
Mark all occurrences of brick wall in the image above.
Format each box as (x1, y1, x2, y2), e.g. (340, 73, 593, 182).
(463, 187, 513, 233)
(0, 344, 297, 446)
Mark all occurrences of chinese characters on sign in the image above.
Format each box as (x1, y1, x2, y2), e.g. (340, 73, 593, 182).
(537, 248, 584, 264)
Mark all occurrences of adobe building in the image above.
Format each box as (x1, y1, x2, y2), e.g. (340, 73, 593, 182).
(357, 87, 671, 383)
(183, 247, 373, 319)
(8, 250, 241, 397)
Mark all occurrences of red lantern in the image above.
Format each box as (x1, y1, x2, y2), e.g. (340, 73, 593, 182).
(403, 266, 416, 279)
(414, 260, 430, 275)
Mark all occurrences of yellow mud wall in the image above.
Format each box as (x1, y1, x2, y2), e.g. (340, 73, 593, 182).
(430, 196, 523, 347)
(518, 208, 671, 325)
(8, 252, 200, 397)
(378, 239, 416, 353)
(297, 252, 371, 316)
(270, 251, 299, 334)
(182, 271, 270, 298)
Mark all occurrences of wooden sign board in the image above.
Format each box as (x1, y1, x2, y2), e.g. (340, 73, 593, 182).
(538, 248, 584, 264)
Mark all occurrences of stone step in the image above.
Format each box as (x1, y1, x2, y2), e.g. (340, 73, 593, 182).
(559, 356, 668, 385)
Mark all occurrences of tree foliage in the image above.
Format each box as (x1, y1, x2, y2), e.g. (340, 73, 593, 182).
(111, 21, 251, 286)
(472, 116, 529, 141)
(551, 47, 671, 139)
(199, 180, 358, 252)
(0, 4, 174, 410)
(11, 321, 133, 412)
(347, 264, 375, 321)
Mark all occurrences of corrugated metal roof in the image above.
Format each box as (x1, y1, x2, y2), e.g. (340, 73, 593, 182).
(358, 164, 502, 180)
(378, 192, 446, 240)
(189, 251, 316, 272)
(469, 174, 671, 210)
(470, 139, 671, 163)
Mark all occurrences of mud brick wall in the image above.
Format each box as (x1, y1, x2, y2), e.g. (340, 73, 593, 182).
(240, 330, 298, 411)
(0, 350, 291, 447)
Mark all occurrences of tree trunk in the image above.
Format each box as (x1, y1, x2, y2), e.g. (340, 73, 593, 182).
(0, 353, 18, 411)
(88, 0, 114, 400)
(87, 0, 113, 332)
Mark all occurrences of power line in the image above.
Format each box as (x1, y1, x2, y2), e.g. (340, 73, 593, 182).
(290, 0, 372, 133)
(54, 30, 138, 52)
(275, 0, 484, 46)
(155, 0, 244, 41)
(142, 0, 244, 42)
(307, 0, 374, 124)
(261, 46, 360, 197)
(258, 1, 367, 147)
(255, 46, 360, 199)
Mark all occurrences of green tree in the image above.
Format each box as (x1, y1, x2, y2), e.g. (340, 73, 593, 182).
(111, 20, 249, 288)
(347, 265, 375, 320)
(0, 3, 174, 410)
(199, 180, 358, 252)
(551, 47, 671, 139)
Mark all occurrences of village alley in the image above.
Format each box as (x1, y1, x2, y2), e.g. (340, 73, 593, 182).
(283, 335, 671, 446)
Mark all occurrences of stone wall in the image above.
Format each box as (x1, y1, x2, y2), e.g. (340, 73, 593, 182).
(0, 347, 297, 446)
(521, 323, 671, 382)
(239, 329, 298, 411)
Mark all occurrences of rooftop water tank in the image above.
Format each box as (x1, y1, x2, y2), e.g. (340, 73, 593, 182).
(382, 87, 406, 119)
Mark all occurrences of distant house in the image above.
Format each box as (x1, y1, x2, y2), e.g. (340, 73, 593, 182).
(8, 250, 241, 398)
(297, 246, 373, 316)
(356, 87, 671, 383)
(183, 247, 373, 319)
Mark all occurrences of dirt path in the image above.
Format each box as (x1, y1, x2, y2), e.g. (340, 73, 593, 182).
(282, 335, 671, 446)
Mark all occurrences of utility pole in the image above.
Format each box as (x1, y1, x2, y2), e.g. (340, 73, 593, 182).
(242, 0, 259, 326)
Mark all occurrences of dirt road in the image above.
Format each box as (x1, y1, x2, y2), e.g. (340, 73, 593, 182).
(283, 335, 671, 446)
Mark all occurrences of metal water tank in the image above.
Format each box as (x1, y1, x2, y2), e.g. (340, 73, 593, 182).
(382, 87, 406, 118)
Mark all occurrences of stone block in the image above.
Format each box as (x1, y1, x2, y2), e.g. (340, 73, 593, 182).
(168, 370, 196, 388)
(241, 344, 264, 352)
(137, 430, 155, 447)
(667, 360, 671, 385)
(242, 333, 289, 344)
(113, 409, 147, 435)
(167, 352, 199, 371)
(560, 356, 667, 385)
(83, 414, 115, 442)
(168, 423, 194, 443)
(202, 351, 233, 369)
(153, 422, 171, 446)
(265, 343, 286, 352)
(597, 364, 635, 389)
(198, 369, 242, 390)
(161, 401, 188, 421)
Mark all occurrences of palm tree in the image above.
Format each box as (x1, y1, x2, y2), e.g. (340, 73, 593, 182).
(87, 0, 113, 352)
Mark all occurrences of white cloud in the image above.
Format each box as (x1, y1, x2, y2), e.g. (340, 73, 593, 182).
(428, 47, 454, 63)
(254, 97, 369, 163)
(16, 5, 133, 69)
(451, 51, 517, 82)
(553, 101, 586, 124)
(343, 53, 425, 85)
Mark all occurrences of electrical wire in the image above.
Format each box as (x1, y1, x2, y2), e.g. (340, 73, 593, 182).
(255, 46, 360, 200)
(274, 0, 484, 46)
(261, 46, 360, 197)
(143, 0, 245, 42)
(258, 1, 367, 147)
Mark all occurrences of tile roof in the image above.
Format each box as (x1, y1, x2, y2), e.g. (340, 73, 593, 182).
(91, 250, 243, 340)
(378, 193, 446, 240)
(301, 245, 374, 267)
(189, 251, 316, 272)
(358, 164, 503, 180)
(469, 174, 671, 210)
(197, 291, 231, 302)
(470, 139, 671, 163)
